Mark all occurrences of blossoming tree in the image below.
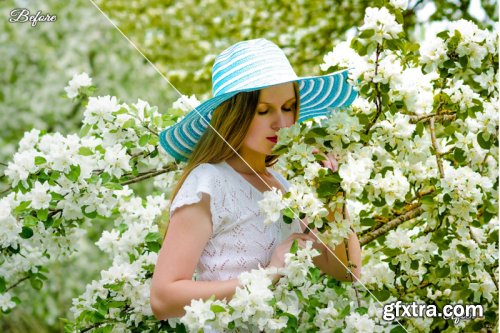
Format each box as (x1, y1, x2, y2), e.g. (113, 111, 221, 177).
(0, 3, 497, 333)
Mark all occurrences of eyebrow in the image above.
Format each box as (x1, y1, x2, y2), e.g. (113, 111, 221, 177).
(258, 97, 296, 105)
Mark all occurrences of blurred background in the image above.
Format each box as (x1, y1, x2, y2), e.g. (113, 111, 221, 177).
(0, 0, 496, 331)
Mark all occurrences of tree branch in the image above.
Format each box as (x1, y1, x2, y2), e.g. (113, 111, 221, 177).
(6, 275, 29, 291)
(429, 117, 445, 178)
(409, 113, 456, 124)
(360, 206, 424, 246)
(120, 165, 175, 186)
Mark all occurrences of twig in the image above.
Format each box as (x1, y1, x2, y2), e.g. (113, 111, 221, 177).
(429, 117, 445, 178)
(6, 276, 29, 291)
(409, 113, 456, 124)
(1, 186, 12, 196)
(359, 188, 434, 238)
(120, 165, 174, 186)
(0, 162, 8, 167)
(360, 206, 424, 246)
(80, 322, 106, 333)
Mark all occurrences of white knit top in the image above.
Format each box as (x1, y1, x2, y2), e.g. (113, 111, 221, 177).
(169, 161, 301, 281)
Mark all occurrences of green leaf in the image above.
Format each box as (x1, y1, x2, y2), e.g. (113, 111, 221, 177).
(139, 134, 151, 146)
(339, 304, 351, 318)
(459, 55, 469, 68)
(359, 29, 374, 39)
(30, 277, 43, 290)
(24, 215, 38, 227)
(290, 239, 299, 254)
(103, 182, 123, 190)
(145, 232, 161, 243)
(122, 119, 136, 129)
(436, 266, 450, 278)
(36, 209, 48, 221)
(78, 147, 93, 156)
(66, 165, 81, 182)
(382, 248, 401, 257)
(147, 242, 160, 253)
(453, 148, 467, 163)
(436, 31, 449, 39)
(210, 304, 226, 313)
(390, 325, 407, 333)
(35, 156, 47, 165)
(20, 227, 34, 239)
(355, 307, 368, 315)
(0, 277, 6, 293)
(477, 132, 491, 149)
(371, 289, 391, 302)
(79, 124, 91, 137)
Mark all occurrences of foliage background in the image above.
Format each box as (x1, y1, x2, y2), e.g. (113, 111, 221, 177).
(0, 0, 497, 332)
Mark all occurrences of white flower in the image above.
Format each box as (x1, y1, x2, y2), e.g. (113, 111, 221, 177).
(28, 181, 52, 210)
(180, 298, 216, 332)
(172, 95, 201, 113)
(259, 187, 286, 224)
(0, 292, 17, 312)
(370, 168, 410, 206)
(0, 198, 22, 248)
(64, 72, 92, 98)
(389, 0, 408, 10)
(83, 96, 120, 127)
(359, 7, 403, 43)
(339, 154, 373, 197)
(103, 144, 132, 178)
(18, 129, 41, 152)
(390, 68, 438, 115)
(345, 312, 376, 333)
(386, 229, 412, 248)
(320, 41, 368, 83)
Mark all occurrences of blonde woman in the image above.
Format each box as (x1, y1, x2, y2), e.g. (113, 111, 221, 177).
(150, 38, 362, 321)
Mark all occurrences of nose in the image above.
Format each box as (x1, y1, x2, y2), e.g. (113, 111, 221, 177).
(271, 111, 289, 131)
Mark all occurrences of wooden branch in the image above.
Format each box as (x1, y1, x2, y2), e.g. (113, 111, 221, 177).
(360, 206, 424, 246)
(6, 275, 29, 291)
(409, 113, 456, 124)
(429, 117, 445, 178)
(120, 165, 175, 186)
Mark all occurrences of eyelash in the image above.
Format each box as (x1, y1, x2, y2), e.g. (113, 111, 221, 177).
(258, 106, 294, 115)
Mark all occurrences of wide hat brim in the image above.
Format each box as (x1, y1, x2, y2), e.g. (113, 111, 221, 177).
(159, 69, 357, 162)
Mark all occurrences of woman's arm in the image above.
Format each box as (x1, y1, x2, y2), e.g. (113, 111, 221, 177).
(300, 205, 362, 282)
(150, 194, 241, 320)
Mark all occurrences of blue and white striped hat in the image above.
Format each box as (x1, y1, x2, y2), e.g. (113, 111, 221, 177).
(159, 38, 357, 161)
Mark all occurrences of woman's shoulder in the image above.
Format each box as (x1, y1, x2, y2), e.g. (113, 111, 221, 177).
(189, 161, 226, 178)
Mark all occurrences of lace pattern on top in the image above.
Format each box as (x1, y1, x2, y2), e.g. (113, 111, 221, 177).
(169, 161, 301, 281)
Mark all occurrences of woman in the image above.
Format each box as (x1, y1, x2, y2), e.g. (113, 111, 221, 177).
(150, 38, 361, 320)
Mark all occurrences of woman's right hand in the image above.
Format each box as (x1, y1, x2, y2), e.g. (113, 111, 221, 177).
(267, 232, 317, 274)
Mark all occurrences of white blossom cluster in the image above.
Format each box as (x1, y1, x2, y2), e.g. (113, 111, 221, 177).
(181, 241, 394, 332)
(359, 7, 403, 43)
(71, 193, 167, 327)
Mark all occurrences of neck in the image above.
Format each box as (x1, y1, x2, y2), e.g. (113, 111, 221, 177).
(226, 149, 268, 175)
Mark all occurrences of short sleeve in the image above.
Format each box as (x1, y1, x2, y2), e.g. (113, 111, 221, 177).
(170, 164, 224, 231)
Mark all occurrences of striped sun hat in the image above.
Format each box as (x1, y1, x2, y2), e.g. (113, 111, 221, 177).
(159, 38, 357, 162)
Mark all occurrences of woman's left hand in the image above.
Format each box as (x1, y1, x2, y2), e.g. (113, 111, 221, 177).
(312, 149, 339, 172)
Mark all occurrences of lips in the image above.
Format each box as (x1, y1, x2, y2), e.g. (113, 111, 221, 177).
(266, 136, 278, 143)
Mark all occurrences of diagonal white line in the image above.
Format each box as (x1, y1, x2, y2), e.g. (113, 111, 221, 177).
(87, 1, 409, 331)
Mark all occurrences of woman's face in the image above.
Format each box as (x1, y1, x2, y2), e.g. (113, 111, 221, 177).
(242, 82, 296, 156)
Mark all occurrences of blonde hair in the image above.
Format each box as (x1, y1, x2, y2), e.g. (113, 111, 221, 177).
(170, 82, 300, 205)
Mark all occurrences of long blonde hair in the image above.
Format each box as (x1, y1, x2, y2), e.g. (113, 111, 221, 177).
(170, 82, 300, 204)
